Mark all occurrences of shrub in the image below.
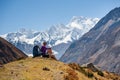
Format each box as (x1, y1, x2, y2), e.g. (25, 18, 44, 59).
(86, 72, 94, 78)
(64, 69, 79, 80)
(97, 71, 104, 77)
(68, 63, 94, 78)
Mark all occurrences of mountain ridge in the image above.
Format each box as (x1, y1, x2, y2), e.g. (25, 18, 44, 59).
(0, 37, 27, 65)
(60, 7, 120, 74)
(0, 16, 99, 59)
(0, 35, 119, 80)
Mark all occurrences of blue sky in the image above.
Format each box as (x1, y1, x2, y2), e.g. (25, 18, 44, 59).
(0, 0, 120, 35)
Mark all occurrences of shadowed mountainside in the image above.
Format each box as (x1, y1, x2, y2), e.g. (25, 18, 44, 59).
(0, 37, 27, 65)
(60, 7, 120, 74)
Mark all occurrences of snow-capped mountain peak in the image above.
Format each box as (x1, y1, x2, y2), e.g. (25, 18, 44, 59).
(0, 16, 99, 59)
(67, 16, 100, 31)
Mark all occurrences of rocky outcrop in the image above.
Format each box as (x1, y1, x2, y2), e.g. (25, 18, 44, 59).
(0, 37, 27, 65)
(60, 7, 120, 74)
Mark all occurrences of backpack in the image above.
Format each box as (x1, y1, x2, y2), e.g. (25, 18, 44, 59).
(33, 45, 42, 57)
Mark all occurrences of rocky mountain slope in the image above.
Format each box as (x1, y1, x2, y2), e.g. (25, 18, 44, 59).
(0, 57, 120, 80)
(0, 37, 27, 65)
(0, 16, 99, 59)
(60, 7, 120, 74)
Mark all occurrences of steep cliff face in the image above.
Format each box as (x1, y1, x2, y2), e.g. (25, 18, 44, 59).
(0, 37, 27, 65)
(60, 7, 120, 74)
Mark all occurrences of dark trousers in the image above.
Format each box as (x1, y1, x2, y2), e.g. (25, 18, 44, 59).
(42, 53, 49, 58)
(33, 54, 41, 58)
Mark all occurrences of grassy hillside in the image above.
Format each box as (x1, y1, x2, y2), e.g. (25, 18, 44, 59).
(0, 57, 120, 80)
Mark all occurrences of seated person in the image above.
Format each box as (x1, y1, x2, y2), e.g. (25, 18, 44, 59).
(40, 42, 49, 58)
(33, 45, 41, 58)
(40, 42, 57, 60)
